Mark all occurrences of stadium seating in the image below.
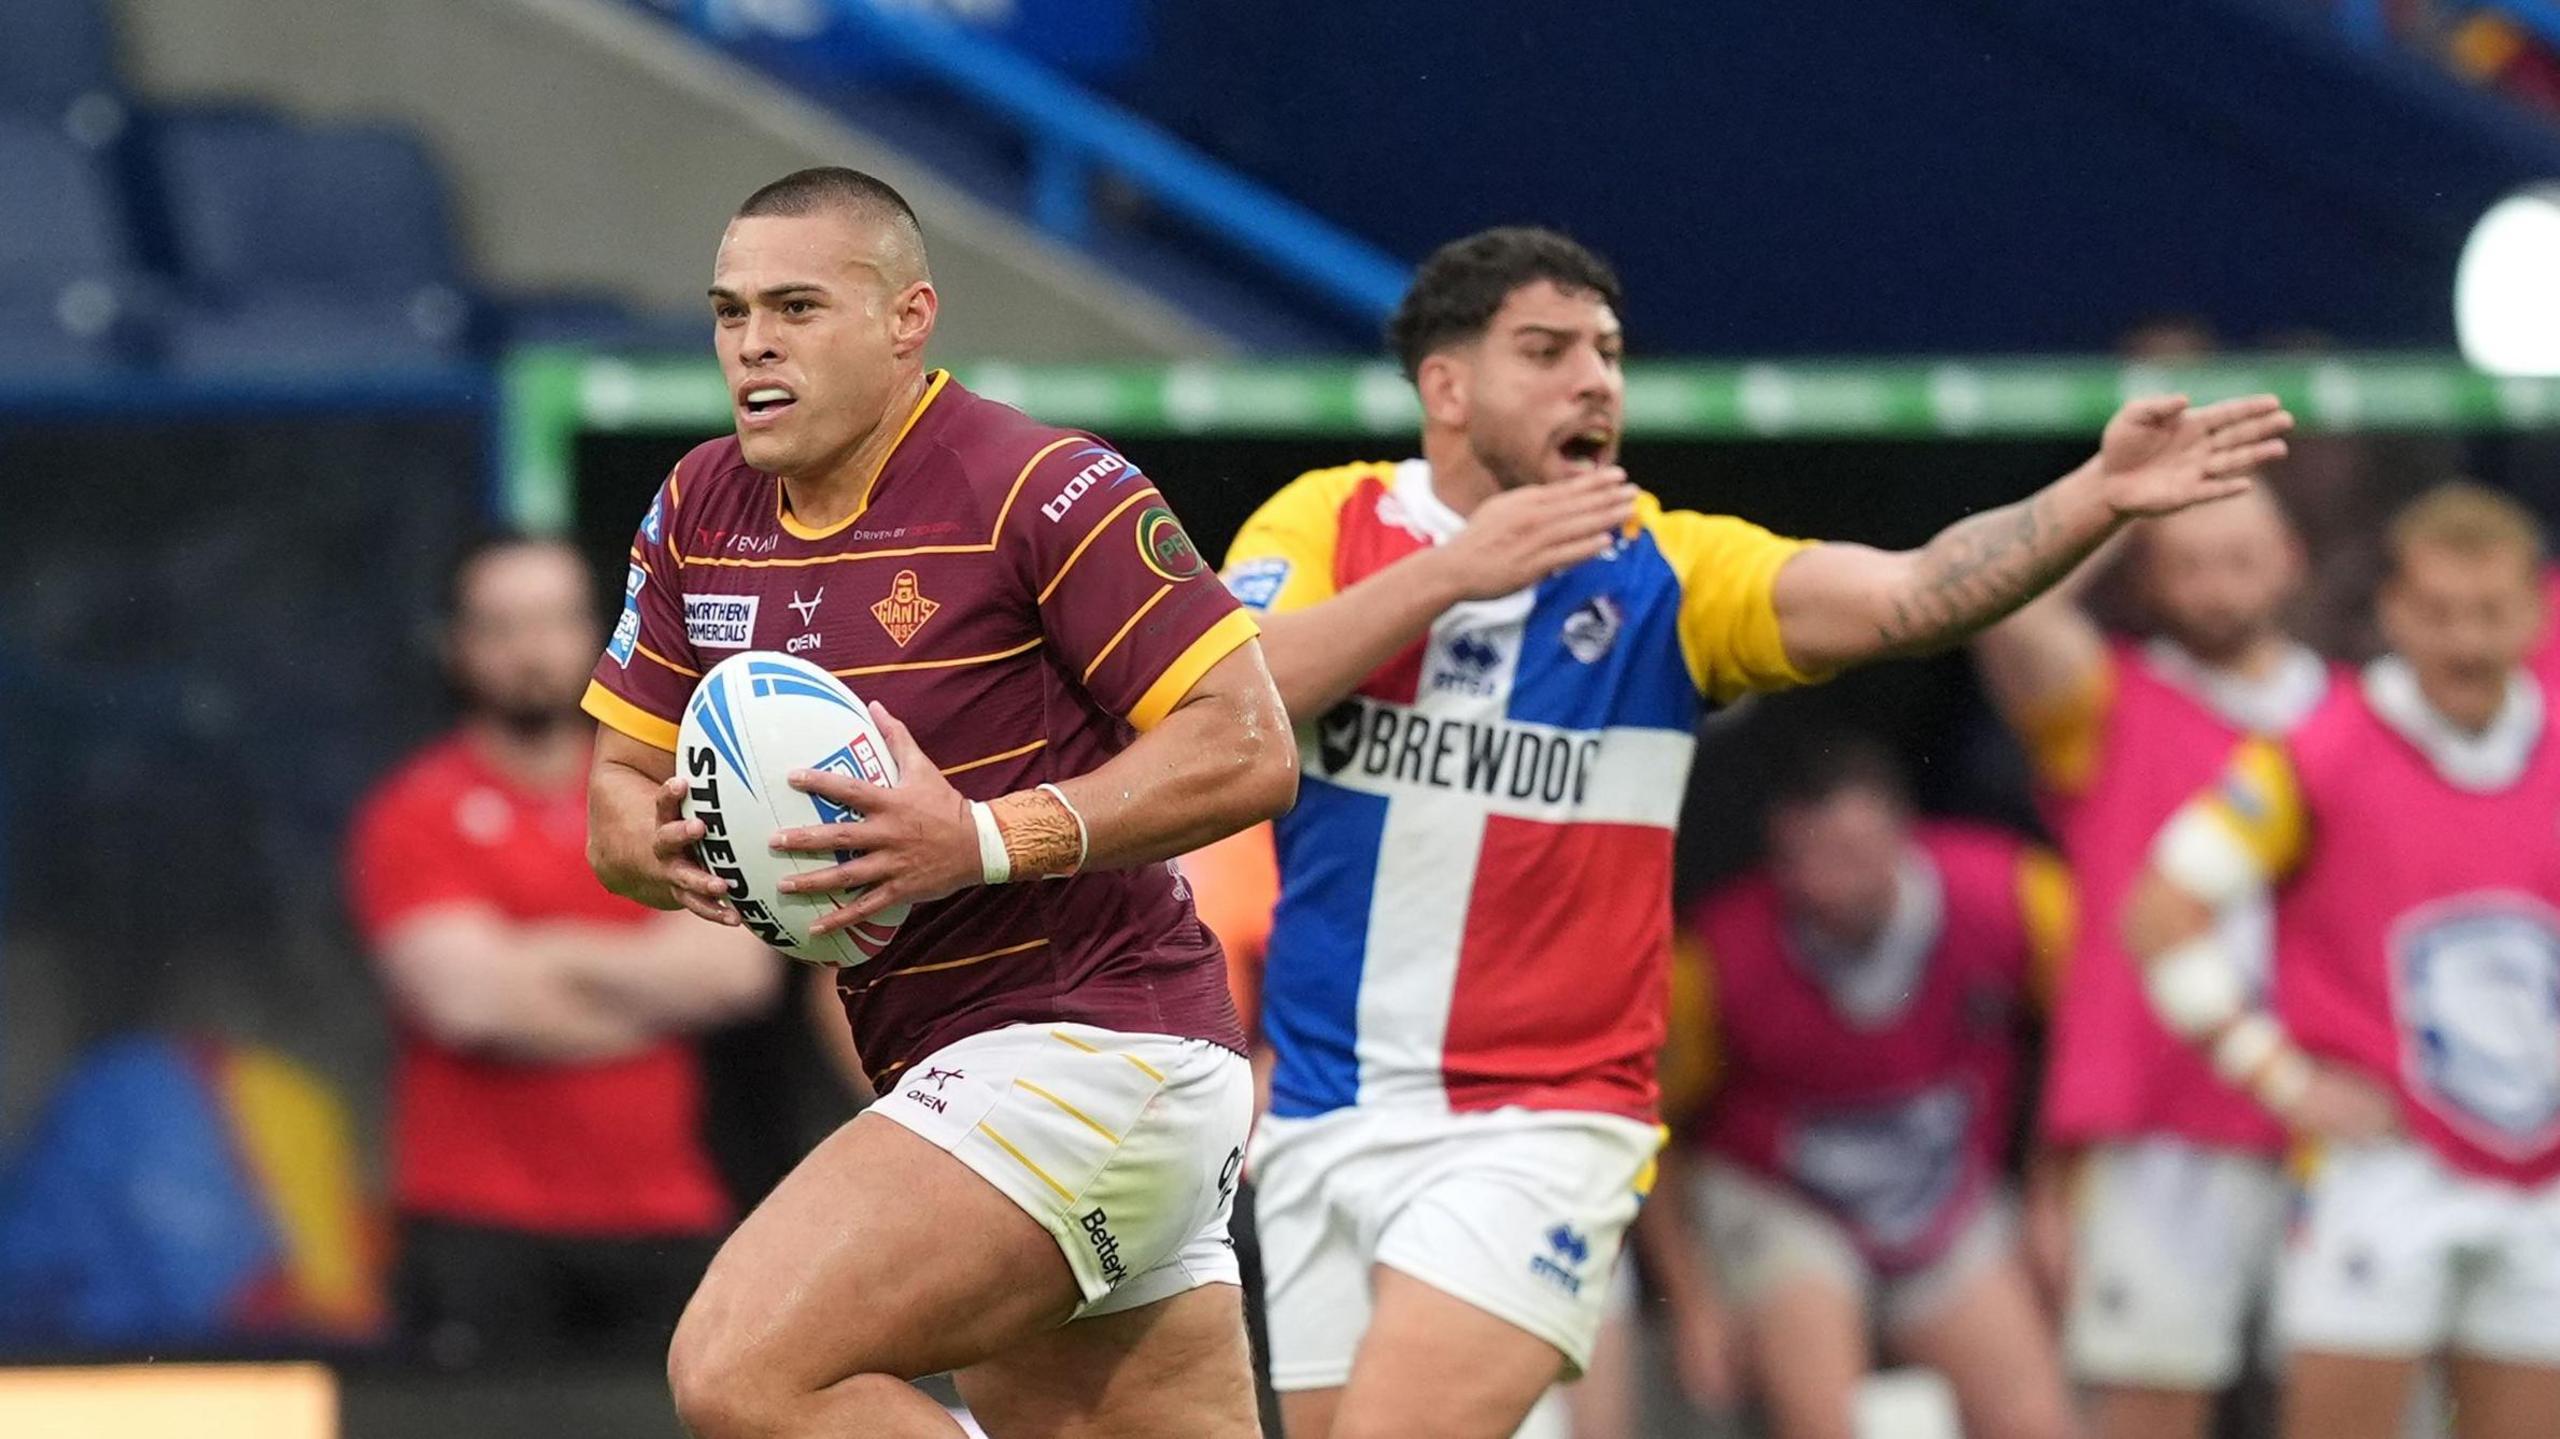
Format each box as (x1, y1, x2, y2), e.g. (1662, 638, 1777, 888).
(0, 119, 155, 377)
(150, 110, 474, 376)
(0, 0, 126, 149)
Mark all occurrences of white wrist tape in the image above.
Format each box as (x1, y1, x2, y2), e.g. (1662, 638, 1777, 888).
(1037, 782, 1089, 876)
(2144, 934, 2249, 1039)
(2211, 1012, 2285, 1086)
(969, 799, 1012, 886)
(2254, 1048, 2313, 1115)
(2153, 805, 2265, 910)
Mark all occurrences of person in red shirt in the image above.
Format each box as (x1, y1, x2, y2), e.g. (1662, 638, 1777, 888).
(347, 534, 779, 1368)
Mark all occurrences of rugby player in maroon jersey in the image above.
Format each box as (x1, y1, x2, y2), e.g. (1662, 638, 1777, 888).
(584, 168, 1295, 1439)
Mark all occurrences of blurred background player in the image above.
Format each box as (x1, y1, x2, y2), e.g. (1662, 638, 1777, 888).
(582, 168, 1295, 1439)
(1971, 486, 2332, 1439)
(1224, 225, 2292, 1439)
(2119, 481, 2560, 1433)
(2121, 483, 2560, 1439)
(1637, 737, 2076, 1439)
(345, 534, 780, 1369)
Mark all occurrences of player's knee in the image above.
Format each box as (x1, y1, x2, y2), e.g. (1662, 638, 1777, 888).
(667, 1317, 786, 1439)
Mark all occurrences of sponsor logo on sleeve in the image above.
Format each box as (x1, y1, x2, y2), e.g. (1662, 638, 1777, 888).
(1137, 506, 1205, 581)
(608, 563, 646, 665)
(1223, 557, 1291, 610)
(683, 593, 760, 649)
(641, 488, 665, 545)
(1041, 445, 1144, 523)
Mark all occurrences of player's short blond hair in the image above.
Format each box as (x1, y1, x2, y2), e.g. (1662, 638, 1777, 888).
(2388, 482, 2546, 577)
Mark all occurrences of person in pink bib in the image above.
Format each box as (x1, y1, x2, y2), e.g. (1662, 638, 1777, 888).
(2123, 483, 2560, 1439)
(1637, 738, 2077, 1439)
(1972, 485, 2334, 1439)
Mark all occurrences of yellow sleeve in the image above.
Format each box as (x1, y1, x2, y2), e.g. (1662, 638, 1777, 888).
(2016, 656, 2116, 799)
(2186, 736, 2312, 880)
(1657, 932, 1722, 1127)
(1644, 499, 1820, 703)
(2015, 846, 2077, 1013)
(1219, 462, 1389, 616)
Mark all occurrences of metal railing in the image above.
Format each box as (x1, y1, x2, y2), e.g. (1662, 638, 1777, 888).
(668, 0, 1411, 329)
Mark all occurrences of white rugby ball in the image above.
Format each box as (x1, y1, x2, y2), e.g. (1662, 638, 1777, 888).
(677, 651, 910, 966)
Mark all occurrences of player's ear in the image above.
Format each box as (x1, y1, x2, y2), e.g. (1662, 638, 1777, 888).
(889, 280, 937, 359)
(1415, 349, 1470, 431)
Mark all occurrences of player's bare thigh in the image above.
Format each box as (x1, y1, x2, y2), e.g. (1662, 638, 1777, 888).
(1287, 1266, 1567, 1439)
(955, 1282, 1257, 1439)
(669, 1110, 1081, 1415)
(2281, 1352, 2422, 1439)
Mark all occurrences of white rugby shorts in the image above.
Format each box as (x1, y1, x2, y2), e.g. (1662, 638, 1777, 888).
(869, 1022, 1253, 1319)
(1248, 1105, 1663, 1389)
(2279, 1139, 2560, 1365)
(2063, 1137, 2290, 1389)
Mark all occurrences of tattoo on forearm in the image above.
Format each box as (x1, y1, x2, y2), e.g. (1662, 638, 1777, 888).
(990, 788, 1084, 879)
(1876, 490, 2099, 653)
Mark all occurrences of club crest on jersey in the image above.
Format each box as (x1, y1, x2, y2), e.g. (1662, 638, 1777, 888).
(2393, 897, 2560, 1155)
(1562, 594, 1623, 664)
(871, 569, 940, 647)
(1137, 506, 1205, 581)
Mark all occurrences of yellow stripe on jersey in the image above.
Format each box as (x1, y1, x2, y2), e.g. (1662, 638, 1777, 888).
(778, 370, 951, 540)
(581, 679, 679, 751)
(1125, 609, 1261, 732)
(633, 640, 700, 679)
(2016, 655, 2116, 798)
(1656, 933, 1721, 1127)
(1640, 497, 1819, 703)
(1220, 462, 1395, 615)
(2016, 846, 2077, 1012)
(1035, 486, 1165, 605)
(2197, 735, 2312, 880)
(1082, 584, 1174, 683)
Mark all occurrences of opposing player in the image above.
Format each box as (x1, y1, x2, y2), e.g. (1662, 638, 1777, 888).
(1636, 738, 2076, 1439)
(2119, 484, 2560, 1439)
(582, 167, 1296, 1438)
(1222, 225, 2293, 1439)
(1971, 487, 2333, 1439)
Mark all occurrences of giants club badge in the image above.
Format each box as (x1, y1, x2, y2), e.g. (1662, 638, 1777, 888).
(871, 569, 940, 647)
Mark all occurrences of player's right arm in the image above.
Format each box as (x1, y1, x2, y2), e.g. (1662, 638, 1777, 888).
(1227, 465, 1635, 718)
(2120, 738, 2396, 1140)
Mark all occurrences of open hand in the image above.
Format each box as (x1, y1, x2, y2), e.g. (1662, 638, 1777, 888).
(654, 775, 741, 924)
(1431, 466, 1636, 601)
(2095, 393, 2294, 518)
(768, 703, 977, 934)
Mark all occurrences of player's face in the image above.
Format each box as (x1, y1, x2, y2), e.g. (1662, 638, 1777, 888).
(711, 211, 933, 478)
(2380, 542, 2544, 727)
(449, 544, 601, 731)
(2139, 490, 2301, 665)
(1450, 281, 1625, 491)
(1768, 789, 1909, 946)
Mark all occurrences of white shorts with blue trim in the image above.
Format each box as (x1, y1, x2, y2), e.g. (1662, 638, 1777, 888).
(1248, 1105, 1663, 1389)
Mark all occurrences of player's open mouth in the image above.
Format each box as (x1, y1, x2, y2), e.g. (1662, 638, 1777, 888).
(740, 385, 798, 421)
(1557, 429, 1615, 469)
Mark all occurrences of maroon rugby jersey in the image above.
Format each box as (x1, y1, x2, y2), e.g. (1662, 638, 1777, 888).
(583, 371, 1258, 1086)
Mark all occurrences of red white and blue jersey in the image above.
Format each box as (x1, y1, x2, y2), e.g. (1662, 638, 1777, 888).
(1224, 459, 1815, 1121)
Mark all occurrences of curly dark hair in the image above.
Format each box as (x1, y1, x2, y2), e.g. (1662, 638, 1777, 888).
(1386, 227, 1624, 381)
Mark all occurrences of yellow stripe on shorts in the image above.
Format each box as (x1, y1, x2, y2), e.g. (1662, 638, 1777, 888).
(976, 1121, 1073, 1203)
(1014, 1079, 1122, 1144)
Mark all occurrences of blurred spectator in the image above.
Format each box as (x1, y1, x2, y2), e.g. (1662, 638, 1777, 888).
(1636, 737, 2074, 1439)
(1973, 490, 2332, 1439)
(344, 534, 777, 1370)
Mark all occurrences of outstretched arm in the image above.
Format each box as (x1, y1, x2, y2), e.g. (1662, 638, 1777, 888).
(1771, 394, 2291, 675)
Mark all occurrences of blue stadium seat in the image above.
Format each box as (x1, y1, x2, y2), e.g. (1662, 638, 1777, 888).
(151, 109, 475, 376)
(0, 0, 127, 148)
(0, 119, 152, 376)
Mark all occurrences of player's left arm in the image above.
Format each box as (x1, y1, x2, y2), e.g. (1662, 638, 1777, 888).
(1766, 394, 2291, 674)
